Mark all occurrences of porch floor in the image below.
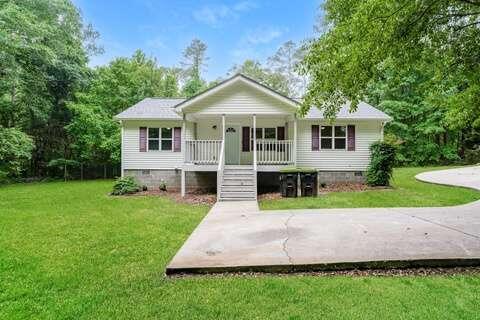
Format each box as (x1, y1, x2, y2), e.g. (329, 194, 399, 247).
(182, 164, 291, 172)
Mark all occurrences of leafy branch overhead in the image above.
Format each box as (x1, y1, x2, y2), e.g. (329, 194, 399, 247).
(301, 0, 480, 130)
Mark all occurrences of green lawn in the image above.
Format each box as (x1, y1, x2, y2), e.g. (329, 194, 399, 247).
(1, 176, 479, 319)
(260, 166, 480, 210)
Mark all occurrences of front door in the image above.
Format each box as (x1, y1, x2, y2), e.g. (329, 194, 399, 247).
(225, 125, 240, 165)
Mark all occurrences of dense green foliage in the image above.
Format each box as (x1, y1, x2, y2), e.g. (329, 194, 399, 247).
(0, 126, 34, 180)
(111, 176, 140, 195)
(260, 166, 480, 210)
(2, 0, 475, 180)
(0, 0, 91, 176)
(67, 50, 179, 167)
(301, 0, 480, 165)
(1, 179, 479, 319)
(366, 141, 396, 186)
(229, 60, 289, 95)
(367, 61, 461, 165)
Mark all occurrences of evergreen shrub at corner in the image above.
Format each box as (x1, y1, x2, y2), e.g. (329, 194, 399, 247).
(111, 176, 140, 195)
(366, 141, 396, 186)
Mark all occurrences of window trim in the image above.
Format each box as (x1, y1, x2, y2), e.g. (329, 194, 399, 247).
(319, 125, 347, 151)
(250, 127, 277, 151)
(147, 127, 173, 152)
(250, 127, 277, 142)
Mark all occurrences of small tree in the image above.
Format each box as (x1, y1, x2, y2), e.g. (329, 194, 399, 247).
(366, 141, 396, 186)
(47, 159, 79, 182)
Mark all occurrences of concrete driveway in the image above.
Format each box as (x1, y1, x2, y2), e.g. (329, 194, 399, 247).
(166, 166, 480, 274)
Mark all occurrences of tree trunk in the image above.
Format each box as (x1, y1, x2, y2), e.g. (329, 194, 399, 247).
(64, 164, 67, 182)
(80, 163, 84, 180)
(104, 164, 107, 179)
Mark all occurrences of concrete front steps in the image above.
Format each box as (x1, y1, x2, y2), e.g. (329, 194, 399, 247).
(219, 166, 256, 201)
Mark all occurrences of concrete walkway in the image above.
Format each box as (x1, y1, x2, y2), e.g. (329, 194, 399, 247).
(166, 166, 480, 274)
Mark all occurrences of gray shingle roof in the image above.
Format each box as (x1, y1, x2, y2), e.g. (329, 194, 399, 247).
(115, 98, 185, 120)
(303, 101, 391, 120)
(115, 97, 391, 121)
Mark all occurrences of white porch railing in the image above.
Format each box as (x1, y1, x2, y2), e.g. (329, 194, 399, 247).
(185, 140, 222, 164)
(256, 140, 294, 165)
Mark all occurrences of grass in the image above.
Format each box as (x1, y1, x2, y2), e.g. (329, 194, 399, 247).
(1, 172, 479, 319)
(259, 166, 480, 210)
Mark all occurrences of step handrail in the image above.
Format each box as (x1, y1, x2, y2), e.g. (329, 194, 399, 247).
(217, 140, 225, 201)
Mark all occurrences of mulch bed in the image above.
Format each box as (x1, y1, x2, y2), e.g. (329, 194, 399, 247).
(131, 189, 217, 206)
(258, 183, 391, 200)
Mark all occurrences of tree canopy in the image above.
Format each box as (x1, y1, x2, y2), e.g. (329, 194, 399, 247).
(301, 0, 480, 164)
(1, 0, 478, 181)
(302, 0, 480, 122)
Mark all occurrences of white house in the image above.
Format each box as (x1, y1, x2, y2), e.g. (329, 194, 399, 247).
(115, 74, 391, 201)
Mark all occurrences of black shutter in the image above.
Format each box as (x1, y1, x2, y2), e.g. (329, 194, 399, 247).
(347, 125, 355, 151)
(312, 125, 319, 151)
(139, 127, 147, 152)
(242, 127, 250, 152)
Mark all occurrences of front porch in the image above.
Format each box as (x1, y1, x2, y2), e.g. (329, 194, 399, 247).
(180, 114, 298, 198)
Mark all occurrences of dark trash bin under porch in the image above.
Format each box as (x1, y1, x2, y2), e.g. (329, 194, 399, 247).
(279, 173, 298, 197)
(300, 172, 318, 197)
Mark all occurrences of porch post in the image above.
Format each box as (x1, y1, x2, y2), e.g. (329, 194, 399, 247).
(181, 169, 186, 197)
(293, 115, 297, 166)
(222, 114, 225, 141)
(253, 114, 257, 169)
(182, 115, 186, 162)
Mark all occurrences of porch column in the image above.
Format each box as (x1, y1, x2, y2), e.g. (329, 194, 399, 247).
(293, 115, 297, 166)
(253, 114, 257, 169)
(181, 169, 186, 197)
(221, 114, 225, 141)
(182, 115, 186, 162)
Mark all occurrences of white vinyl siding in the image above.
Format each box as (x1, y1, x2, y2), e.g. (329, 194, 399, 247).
(195, 117, 289, 165)
(122, 118, 383, 171)
(186, 82, 294, 115)
(296, 120, 382, 171)
(122, 120, 184, 169)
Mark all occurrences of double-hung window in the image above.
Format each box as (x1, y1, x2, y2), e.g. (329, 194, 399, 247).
(320, 125, 346, 150)
(250, 127, 276, 150)
(148, 127, 173, 151)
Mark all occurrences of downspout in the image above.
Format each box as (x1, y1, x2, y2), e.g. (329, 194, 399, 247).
(120, 120, 124, 177)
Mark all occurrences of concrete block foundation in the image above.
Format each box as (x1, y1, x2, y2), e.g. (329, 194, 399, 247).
(124, 169, 216, 192)
(317, 171, 366, 184)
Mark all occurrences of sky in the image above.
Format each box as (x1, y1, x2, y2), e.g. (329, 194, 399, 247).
(73, 0, 321, 81)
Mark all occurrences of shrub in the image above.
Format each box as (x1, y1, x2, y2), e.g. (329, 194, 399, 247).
(464, 148, 480, 165)
(111, 176, 140, 195)
(0, 127, 34, 182)
(159, 179, 167, 191)
(366, 141, 396, 187)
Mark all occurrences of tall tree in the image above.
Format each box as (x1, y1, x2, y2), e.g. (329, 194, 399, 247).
(181, 39, 208, 97)
(0, 0, 95, 176)
(268, 41, 307, 97)
(301, 0, 480, 119)
(181, 38, 208, 79)
(366, 60, 459, 165)
(229, 60, 289, 96)
(67, 50, 177, 168)
(301, 0, 480, 161)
